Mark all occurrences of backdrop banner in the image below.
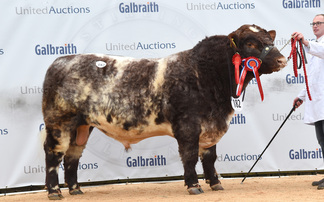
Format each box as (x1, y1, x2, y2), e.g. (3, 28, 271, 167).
(1, 0, 323, 189)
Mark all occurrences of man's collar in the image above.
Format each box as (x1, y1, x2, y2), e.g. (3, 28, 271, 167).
(316, 35, 324, 42)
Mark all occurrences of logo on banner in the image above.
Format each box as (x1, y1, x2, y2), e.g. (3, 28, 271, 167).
(217, 153, 261, 162)
(126, 155, 166, 167)
(59, 162, 99, 170)
(289, 148, 323, 160)
(230, 113, 246, 124)
(35, 44, 77, 55)
(0, 128, 8, 135)
(119, 2, 159, 13)
(24, 162, 98, 174)
(249, 78, 257, 85)
(15, 6, 90, 15)
(282, 0, 320, 8)
(39, 123, 45, 131)
(187, 1, 255, 10)
(272, 112, 303, 121)
(106, 42, 176, 52)
(286, 73, 304, 84)
(21, 86, 43, 95)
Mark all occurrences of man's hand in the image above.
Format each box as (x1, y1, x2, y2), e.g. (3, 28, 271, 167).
(292, 32, 309, 47)
(293, 97, 303, 109)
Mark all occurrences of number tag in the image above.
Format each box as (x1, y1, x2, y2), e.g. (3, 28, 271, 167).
(231, 96, 243, 111)
(96, 61, 107, 68)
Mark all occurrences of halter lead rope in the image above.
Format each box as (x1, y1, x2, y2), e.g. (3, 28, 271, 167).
(288, 38, 312, 101)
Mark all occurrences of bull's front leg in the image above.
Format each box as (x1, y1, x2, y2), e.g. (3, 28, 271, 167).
(173, 119, 203, 195)
(200, 145, 224, 191)
(44, 128, 70, 200)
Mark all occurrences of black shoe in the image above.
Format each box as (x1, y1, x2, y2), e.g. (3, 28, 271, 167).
(312, 178, 324, 186)
(318, 182, 324, 190)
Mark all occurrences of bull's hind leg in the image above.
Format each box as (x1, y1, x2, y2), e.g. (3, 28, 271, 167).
(63, 126, 93, 195)
(173, 119, 203, 195)
(200, 145, 224, 191)
(44, 127, 71, 200)
(63, 146, 85, 195)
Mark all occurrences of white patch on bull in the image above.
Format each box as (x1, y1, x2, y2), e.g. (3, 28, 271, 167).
(153, 58, 168, 91)
(199, 148, 210, 160)
(65, 144, 86, 159)
(91, 54, 137, 71)
(249, 26, 260, 33)
(198, 130, 224, 149)
(96, 61, 107, 68)
(226, 110, 234, 126)
(198, 110, 234, 149)
(72, 184, 78, 190)
(153, 54, 178, 92)
(109, 55, 138, 69)
(168, 53, 179, 62)
(65, 55, 82, 70)
(104, 55, 135, 89)
(48, 167, 59, 174)
(53, 185, 60, 191)
(93, 114, 173, 149)
(77, 81, 92, 102)
(90, 53, 106, 58)
(54, 131, 71, 153)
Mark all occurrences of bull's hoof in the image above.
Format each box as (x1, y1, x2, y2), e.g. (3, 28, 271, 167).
(48, 193, 64, 200)
(69, 189, 84, 195)
(211, 183, 224, 191)
(187, 185, 204, 195)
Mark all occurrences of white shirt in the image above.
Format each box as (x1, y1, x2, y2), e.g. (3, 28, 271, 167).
(298, 35, 324, 124)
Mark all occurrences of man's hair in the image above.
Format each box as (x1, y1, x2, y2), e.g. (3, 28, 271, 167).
(315, 14, 324, 18)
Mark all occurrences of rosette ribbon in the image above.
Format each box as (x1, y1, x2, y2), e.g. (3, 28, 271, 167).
(232, 52, 241, 84)
(235, 56, 264, 101)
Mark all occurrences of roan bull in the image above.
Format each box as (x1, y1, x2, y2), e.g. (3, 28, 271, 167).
(42, 24, 287, 199)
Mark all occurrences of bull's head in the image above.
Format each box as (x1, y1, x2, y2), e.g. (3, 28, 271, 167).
(228, 24, 287, 74)
(228, 24, 287, 100)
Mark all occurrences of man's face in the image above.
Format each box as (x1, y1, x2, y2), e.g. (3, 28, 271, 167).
(312, 15, 324, 39)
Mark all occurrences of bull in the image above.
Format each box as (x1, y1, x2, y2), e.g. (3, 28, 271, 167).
(42, 24, 287, 199)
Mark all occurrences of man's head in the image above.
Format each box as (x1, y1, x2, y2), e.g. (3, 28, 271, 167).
(312, 14, 324, 39)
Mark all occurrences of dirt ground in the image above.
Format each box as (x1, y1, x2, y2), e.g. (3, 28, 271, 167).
(1, 175, 324, 201)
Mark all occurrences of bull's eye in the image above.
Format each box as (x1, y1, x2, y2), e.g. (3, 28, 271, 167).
(246, 42, 254, 48)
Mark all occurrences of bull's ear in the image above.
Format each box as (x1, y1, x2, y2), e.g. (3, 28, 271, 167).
(268, 30, 276, 42)
(228, 32, 238, 50)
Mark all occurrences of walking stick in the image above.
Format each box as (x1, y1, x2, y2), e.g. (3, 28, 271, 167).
(241, 104, 297, 184)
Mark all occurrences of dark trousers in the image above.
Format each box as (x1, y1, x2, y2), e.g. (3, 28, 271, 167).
(314, 120, 324, 160)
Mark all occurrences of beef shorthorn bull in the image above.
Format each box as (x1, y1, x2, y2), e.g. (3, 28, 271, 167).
(42, 24, 287, 199)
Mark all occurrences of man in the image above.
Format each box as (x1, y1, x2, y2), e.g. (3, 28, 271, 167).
(293, 14, 324, 190)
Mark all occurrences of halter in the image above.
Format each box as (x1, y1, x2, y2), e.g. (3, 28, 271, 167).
(232, 45, 273, 101)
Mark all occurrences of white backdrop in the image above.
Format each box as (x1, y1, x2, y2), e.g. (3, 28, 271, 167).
(1, 0, 323, 189)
